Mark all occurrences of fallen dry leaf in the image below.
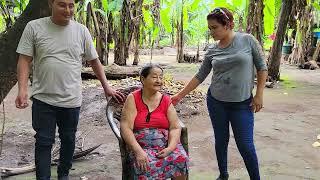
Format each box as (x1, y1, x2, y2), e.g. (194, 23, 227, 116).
(312, 141, 320, 147)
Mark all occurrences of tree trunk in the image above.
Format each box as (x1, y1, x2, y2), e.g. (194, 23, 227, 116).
(246, 0, 264, 46)
(267, 0, 293, 81)
(95, 0, 107, 65)
(132, 0, 143, 66)
(171, 18, 175, 47)
(238, 14, 244, 32)
(84, 2, 94, 67)
(296, 6, 313, 66)
(176, 0, 184, 63)
(152, 0, 161, 48)
(106, 13, 114, 65)
(0, 0, 50, 104)
(313, 41, 320, 62)
(114, 0, 133, 66)
(288, 0, 313, 66)
(86, 3, 94, 37)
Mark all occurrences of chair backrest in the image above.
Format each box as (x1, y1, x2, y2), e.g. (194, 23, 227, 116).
(106, 86, 141, 141)
(108, 86, 141, 120)
(106, 86, 141, 180)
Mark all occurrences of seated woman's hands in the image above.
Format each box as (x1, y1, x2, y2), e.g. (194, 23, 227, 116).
(156, 147, 174, 158)
(135, 149, 149, 172)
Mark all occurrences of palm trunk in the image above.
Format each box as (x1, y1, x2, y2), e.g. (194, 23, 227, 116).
(171, 18, 175, 47)
(95, 0, 107, 65)
(114, 0, 133, 66)
(132, 0, 143, 65)
(106, 13, 114, 65)
(246, 0, 264, 46)
(152, 0, 161, 48)
(176, 0, 184, 63)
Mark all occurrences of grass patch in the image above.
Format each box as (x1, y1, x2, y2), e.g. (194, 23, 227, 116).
(279, 75, 298, 89)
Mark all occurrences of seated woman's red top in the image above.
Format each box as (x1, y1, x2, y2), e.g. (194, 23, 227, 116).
(132, 89, 171, 130)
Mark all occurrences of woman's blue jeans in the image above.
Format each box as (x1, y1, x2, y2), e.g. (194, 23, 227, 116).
(32, 98, 80, 180)
(206, 90, 260, 180)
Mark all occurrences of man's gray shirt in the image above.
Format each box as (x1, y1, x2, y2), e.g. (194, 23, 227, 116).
(195, 32, 267, 102)
(16, 17, 98, 108)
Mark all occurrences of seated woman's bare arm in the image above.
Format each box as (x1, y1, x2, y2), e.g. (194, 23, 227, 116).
(157, 104, 181, 158)
(120, 94, 141, 153)
(120, 94, 149, 171)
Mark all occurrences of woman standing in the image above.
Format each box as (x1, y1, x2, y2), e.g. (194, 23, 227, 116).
(172, 7, 267, 180)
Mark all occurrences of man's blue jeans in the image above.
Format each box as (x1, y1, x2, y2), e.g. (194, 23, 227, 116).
(206, 90, 260, 180)
(32, 98, 80, 180)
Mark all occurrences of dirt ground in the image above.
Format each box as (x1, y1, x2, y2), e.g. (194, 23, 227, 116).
(0, 52, 320, 180)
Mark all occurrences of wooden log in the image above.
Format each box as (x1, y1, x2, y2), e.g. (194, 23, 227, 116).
(82, 64, 140, 80)
(298, 60, 319, 70)
(312, 40, 320, 62)
(183, 53, 196, 63)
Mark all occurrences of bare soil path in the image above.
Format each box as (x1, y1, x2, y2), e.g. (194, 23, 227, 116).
(1, 54, 319, 180)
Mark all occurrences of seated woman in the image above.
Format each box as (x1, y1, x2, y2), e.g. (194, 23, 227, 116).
(120, 64, 189, 180)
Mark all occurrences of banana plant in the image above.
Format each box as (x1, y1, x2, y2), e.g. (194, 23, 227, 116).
(312, 0, 320, 28)
(142, 0, 159, 48)
(263, 0, 279, 50)
(180, 0, 209, 48)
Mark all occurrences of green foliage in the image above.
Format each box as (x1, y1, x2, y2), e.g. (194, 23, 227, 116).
(0, 15, 5, 32)
(159, 36, 171, 46)
(263, 38, 273, 50)
(313, 2, 320, 11)
(5, 0, 319, 49)
(107, 0, 123, 12)
(264, 0, 276, 36)
(160, 7, 172, 33)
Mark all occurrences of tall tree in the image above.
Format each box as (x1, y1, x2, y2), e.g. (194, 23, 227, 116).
(95, 0, 107, 65)
(0, 0, 51, 104)
(132, 0, 143, 65)
(267, 0, 293, 81)
(246, 0, 264, 46)
(176, 0, 184, 63)
(289, 0, 314, 66)
(152, 0, 161, 48)
(114, 0, 133, 66)
(106, 12, 114, 65)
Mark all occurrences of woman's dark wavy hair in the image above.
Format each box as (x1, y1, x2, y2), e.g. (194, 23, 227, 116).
(207, 7, 234, 27)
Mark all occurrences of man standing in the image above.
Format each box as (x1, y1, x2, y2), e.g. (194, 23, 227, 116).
(15, 0, 124, 179)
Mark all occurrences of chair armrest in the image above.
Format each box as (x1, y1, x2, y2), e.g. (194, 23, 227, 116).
(106, 104, 122, 141)
(178, 120, 189, 154)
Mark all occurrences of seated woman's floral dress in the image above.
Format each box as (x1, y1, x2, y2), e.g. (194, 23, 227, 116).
(128, 89, 189, 180)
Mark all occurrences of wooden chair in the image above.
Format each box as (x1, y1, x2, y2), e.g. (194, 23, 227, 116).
(106, 86, 189, 180)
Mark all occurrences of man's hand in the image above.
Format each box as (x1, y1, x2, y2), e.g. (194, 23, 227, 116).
(250, 95, 263, 113)
(104, 87, 125, 103)
(15, 91, 29, 109)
